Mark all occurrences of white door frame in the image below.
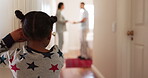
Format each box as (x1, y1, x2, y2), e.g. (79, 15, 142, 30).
(116, 0, 132, 78)
(13, 0, 27, 30)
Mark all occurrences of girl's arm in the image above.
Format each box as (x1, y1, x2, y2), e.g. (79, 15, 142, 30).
(0, 28, 26, 52)
(0, 34, 15, 66)
(0, 34, 15, 52)
(0, 28, 26, 66)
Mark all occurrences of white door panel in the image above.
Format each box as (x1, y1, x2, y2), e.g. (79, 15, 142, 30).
(131, 0, 148, 78)
(131, 44, 144, 78)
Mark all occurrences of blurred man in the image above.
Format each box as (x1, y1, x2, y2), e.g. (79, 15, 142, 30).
(74, 2, 90, 60)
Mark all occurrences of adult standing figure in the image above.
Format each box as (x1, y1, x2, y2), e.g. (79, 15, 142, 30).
(56, 2, 68, 50)
(74, 2, 90, 60)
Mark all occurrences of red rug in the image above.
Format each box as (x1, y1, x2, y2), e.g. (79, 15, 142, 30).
(66, 58, 92, 68)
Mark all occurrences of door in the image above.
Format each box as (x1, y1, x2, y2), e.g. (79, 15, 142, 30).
(131, 0, 148, 78)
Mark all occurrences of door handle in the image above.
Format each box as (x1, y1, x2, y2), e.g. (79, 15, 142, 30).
(127, 30, 134, 40)
(127, 30, 134, 36)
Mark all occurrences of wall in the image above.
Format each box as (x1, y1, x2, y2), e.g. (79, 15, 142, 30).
(93, 0, 117, 78)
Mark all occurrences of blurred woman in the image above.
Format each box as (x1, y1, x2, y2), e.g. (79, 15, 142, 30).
(56, 2, 68, 50)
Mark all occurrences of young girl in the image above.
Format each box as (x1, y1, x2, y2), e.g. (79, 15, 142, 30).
(0, 10, 64, 78)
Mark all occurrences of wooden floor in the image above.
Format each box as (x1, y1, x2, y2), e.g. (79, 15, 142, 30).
(61, 68, 97, 78)
(60, 50, 98, 78)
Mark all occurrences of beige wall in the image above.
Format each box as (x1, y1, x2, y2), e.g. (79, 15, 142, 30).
(93, 0, 117, 78)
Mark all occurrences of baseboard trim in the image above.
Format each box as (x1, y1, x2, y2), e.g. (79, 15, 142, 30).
(92, 65, 105, 78)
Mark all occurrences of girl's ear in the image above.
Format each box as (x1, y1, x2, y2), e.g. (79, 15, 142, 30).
(22, 31, 28, 41)
(48, 32, 52, 40)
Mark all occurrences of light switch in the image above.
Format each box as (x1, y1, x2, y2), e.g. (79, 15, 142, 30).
(112, 22, 116, 32)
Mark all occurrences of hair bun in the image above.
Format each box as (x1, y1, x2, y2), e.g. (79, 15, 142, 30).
(50, 16, 57, 23)
(15, 10, 25, 20)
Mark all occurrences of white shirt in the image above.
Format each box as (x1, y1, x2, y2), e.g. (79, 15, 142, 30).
(80, 9, 89, 30)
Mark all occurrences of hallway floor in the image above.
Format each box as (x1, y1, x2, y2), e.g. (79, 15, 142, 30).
(60, 50, 98, 78)
(61, 68, 97, 78)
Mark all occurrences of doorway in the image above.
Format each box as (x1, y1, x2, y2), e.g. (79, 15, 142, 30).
(49, 0, 95, 66)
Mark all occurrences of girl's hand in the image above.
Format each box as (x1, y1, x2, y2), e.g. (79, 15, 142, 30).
(10, 28, 27, 42)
